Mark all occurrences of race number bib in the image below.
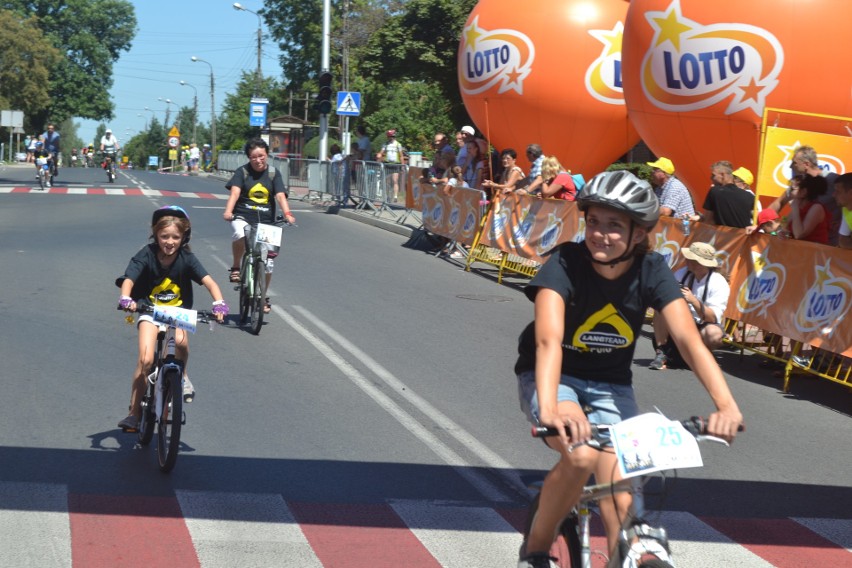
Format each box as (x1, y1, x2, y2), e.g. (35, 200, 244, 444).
(255, 223, 283, 247)
(152, 305, 198, 333)
(610, 413, 703, 479)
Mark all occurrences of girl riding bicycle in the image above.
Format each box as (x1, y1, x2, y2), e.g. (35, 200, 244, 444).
(116, 206, 229, 432)
(515, 171, 743, 568)
(223, 137, 296, 314)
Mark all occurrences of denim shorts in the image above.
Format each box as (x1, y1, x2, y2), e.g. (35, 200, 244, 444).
(517, 370, 638, 426)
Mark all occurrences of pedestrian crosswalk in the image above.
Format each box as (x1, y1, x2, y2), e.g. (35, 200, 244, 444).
(1, 482, 849, 567)
(0, 187, 227, 199)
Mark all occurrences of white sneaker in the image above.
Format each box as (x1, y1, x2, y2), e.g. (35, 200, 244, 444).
(182, 375, 195, 403)
(518, 553, 559, 568)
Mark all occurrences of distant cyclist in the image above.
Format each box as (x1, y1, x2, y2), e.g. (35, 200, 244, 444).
(41, 123, 61, 177)
(100, 129, 121, 166)
(32, 141, 54, 188)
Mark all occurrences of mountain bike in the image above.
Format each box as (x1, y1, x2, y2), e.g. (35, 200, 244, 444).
(523, 413, 740, 568)
(103, 150, 118, 182)
(122, 300, 216, 472)
(236, 217, 288, 335)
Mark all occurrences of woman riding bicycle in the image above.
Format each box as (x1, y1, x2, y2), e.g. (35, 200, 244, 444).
(223, 137, 296, 314)
(515, 170, 743, 568)
(116, 206, 228, 432)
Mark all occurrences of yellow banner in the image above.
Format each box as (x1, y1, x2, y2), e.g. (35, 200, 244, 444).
(757, 126, 852, 198)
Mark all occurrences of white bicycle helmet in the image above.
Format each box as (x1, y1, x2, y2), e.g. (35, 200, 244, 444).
(577, 170, 660, 229)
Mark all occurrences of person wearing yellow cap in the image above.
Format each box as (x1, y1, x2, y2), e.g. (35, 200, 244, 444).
(646, 156, 695, 218)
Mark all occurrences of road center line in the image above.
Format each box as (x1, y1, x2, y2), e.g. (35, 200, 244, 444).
(287, 305, 527, 499)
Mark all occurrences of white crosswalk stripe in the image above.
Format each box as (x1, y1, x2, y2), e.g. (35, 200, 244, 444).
(0, 482, 849, 567)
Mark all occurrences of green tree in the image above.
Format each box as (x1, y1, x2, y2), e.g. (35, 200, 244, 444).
(0, 10, 61, 133)
(2, 0, 136, 126)
(217, 71, 286, 150)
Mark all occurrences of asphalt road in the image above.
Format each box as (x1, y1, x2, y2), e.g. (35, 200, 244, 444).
(0, 161, 849, 567)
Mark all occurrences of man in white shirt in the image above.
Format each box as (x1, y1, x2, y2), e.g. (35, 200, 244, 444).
(100, 129, 120, 154)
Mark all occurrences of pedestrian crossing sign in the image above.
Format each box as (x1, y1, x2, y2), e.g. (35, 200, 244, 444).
(336, 91, 361, 116)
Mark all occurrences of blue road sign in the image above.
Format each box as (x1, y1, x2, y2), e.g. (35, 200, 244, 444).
(336, 92, 361, 116)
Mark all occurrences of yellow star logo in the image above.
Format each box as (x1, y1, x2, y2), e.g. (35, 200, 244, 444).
(651, 7, 693, 50)
(465, 18, 483, 50)
(814, 261, 833, 290)
(589, 22, 624, 59)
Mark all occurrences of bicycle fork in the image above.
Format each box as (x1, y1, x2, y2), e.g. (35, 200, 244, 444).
(153, 335, 184, 422)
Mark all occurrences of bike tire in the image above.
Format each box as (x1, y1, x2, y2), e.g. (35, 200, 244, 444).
(38, 170, 45, 190)
(249, 259, 267, 335)
(239, 255, 251, 325)
(137, 384, 156, 446)
(156, 369, 182, 472)
(522, 493, 580, 568)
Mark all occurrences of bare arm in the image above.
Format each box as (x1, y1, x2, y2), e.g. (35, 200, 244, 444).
(275, 191, 296, 222)
(200, 274, 226, 322)
(223, 186, 241, 221)
(661, 299, 743, 441)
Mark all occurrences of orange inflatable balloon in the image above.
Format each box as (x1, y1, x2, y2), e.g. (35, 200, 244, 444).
(622, 0, 852, 206)
(458, 0, 638, 178)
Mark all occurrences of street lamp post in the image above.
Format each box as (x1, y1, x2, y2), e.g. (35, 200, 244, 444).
(158, 97, 179, 128)
(233, 3, 262, 97)
(180, 80, 198, 144)
(191, 56, 216, 164)
(137, 113, 147, 130)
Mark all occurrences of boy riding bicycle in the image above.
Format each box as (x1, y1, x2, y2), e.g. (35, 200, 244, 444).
(116, 206, 229, 432)
(515, 171, 743, 568)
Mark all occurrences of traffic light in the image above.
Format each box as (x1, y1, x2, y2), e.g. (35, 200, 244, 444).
(316, 71, 333, 115)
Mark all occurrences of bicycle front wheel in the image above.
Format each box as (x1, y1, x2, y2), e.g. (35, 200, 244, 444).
(239, 255, 251, 324)
(522, 493, 581, 568)
(249, 259, 267, 335)
(137, 383, 156, 446)
(157, 369, 183, 472)
(38, 169, 45, 190)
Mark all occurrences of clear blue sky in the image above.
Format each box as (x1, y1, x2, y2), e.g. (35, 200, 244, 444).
(77, 0, 282, 145)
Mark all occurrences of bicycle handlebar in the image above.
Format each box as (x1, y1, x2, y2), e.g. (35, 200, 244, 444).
(117, 299, 217, 324)
(532, 416, 744, 445)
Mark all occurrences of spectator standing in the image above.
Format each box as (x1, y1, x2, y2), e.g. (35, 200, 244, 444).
(24, 134, 32, 162)
(521, 144, 545, 194)
(202, 144, 212, 170)
(355, 125, 370, 161)
(701, 161, 755, 228)
(376, 129, 407, 203)
(834, 173, 852, 249)
(650, 242, 730, 370)
(785, 174, 830, 244)
(482, 148, 525, 196)
(537, 156, 577, 200)
(769, 146, 840, 244)
(455, 126, 475, 177)
(647, 157, 695, 217)
(461, 138, 486, 189)
(27, 134, 38, 163)
(188, 143, 201, 173)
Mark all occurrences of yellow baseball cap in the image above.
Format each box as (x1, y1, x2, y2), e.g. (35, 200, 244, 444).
(732, 166, 754, 186)
(647, 157, 675, 175)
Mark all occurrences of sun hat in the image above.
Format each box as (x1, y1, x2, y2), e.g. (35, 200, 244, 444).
(732, 166, 754, 186)
(757, 208, 779, 226)
(646, 157, 675, 175)
(460, 125, 475, 136)
(681, 242, 719, 267)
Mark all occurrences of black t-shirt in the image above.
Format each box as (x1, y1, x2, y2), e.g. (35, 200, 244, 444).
(225, 164, 288, 225)
(514, 242, 682, 384)
(702, 184, 754, 228)
(122, 244, 209, 308)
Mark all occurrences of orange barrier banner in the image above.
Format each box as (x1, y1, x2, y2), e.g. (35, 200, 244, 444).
(470, 197, 852, 357)
(421, 183, 484, 245)
(478, 194, 581, 264)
